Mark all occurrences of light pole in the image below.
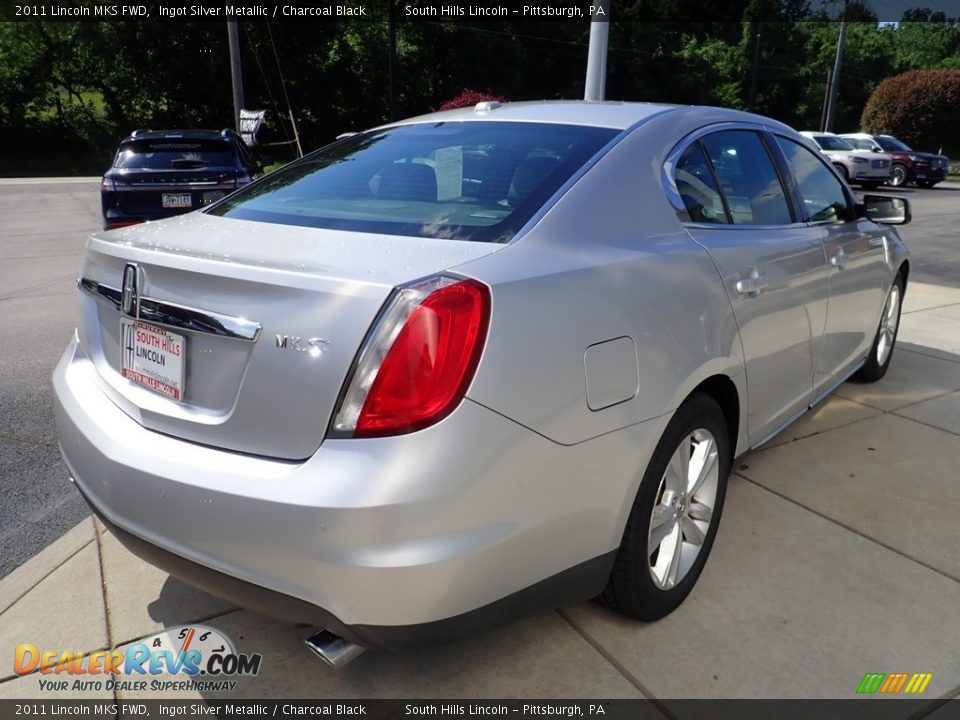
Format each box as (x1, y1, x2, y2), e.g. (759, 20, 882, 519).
(585, 0, 611, 101)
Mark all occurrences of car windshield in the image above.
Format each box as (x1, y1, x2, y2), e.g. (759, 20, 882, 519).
(207, 121, 619, 243)
(875, 136, 912, 152)
(114, 140, 237, 170)
(813, 135, 855, 151)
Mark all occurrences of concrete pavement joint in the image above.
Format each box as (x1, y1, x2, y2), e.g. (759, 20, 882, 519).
(889, 412, 960, 440)
(557, 608, 671, 711)
(94, 528, 114, 653)
(902, 302, 960, 315)
(0, 539, 95, 617)
(94, 530, 120, 720)
(735, 472, 960, 587)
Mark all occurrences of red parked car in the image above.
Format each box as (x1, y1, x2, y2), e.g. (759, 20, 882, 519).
(841, 133, 949, 188)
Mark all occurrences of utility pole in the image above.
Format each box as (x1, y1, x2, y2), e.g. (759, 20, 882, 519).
(819, 68, 832, 132)
(584, 0, 611, 101)
(748, 20, 762, 112)
(824, 0, 848, 132)
(227, 18, 245, 132)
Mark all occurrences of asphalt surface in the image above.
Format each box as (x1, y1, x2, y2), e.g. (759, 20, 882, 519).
(0, 178, 958, 578)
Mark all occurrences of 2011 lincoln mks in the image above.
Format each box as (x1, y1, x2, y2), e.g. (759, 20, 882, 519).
(54, 101, 910, 667)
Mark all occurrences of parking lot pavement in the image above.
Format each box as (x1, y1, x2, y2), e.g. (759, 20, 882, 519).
(2, 281, 959, 702)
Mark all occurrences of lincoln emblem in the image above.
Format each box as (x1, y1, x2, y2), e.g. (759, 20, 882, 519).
(121, 263, 138, 316)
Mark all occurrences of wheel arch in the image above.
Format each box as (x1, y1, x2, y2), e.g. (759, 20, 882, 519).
(689, 374, 743, 464)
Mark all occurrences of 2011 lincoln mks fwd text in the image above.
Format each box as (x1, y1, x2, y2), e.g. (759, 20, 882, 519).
(54, 101, 910, 666)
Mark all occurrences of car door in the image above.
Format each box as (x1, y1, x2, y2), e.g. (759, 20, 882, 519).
(774, 135, 889, 396)
(672, 127, 829, 445)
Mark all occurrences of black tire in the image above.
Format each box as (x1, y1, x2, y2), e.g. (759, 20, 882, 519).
(833, 163, 849, 182)
(853, 274, 905, 383)
(600, 393, 730, 621)
(889, 163, 909, 187)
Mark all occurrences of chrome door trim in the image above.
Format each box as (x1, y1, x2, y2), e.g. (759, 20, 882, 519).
(77, 278, 262, 342)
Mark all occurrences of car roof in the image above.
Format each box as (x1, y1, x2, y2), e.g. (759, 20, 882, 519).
(800, 130, 837, 137)
(119, 129, 237, 143)
(380, 100, 793, 132)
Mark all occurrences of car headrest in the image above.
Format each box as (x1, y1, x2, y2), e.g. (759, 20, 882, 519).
(378, 162, 438, 202)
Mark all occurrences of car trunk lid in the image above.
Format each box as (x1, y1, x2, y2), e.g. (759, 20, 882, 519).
(76, 213, 502, 459)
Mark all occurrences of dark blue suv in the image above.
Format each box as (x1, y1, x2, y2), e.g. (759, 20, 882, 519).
(101, 129, 264, 230)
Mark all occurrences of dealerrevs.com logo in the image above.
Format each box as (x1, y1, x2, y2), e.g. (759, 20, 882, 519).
(14, 625, 262, 693)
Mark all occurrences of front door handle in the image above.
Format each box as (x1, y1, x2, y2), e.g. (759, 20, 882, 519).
(736, 268, 769, 297)
(830, 250, 847, 271)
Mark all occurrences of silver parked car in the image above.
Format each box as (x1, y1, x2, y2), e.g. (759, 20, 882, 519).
(54, 101, 910, 665)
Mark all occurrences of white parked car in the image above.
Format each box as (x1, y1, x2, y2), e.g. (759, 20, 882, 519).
(800, 131, 891, 189)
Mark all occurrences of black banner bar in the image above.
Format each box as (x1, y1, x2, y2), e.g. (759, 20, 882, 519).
(0, 700, 955, 720)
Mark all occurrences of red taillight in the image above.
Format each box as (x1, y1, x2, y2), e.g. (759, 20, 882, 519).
(104, 219, 143, 230)
(333, 276, 490, 438)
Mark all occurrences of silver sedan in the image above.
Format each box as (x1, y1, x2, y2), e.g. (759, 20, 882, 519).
(53, 101, 909, 665)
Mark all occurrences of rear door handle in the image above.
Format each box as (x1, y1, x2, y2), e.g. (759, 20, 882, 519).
(736, 268, 768, 297)
(830, 251, 847, 271)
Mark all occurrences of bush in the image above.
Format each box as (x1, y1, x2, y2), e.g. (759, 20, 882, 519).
(438, 89, 507, 111)
(860, 68, 960, 158)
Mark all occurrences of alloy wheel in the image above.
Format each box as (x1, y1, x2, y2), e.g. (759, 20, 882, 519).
(889, 165, 907, 187)
(648, 428, 719, 590)
(877, 284, 901, 366)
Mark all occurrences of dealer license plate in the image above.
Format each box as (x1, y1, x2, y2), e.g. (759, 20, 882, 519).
(162, 192, 192, 209)
(120, 319, 186, 401)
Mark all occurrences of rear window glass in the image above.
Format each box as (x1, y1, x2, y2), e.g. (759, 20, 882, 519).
(812, 135, 855, 151)
(114, 140, 238, 170)
(207, 122, 619, 243)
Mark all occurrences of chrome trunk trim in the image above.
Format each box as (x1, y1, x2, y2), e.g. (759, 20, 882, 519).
(77, 277, 262, 342)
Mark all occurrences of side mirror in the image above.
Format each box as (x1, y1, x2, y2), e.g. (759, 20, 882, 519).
(862, 194, 910, 225)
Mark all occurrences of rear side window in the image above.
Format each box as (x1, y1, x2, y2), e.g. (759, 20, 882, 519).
(208, 122, 618, 243)
(776, 137, 851, 224)
(674, 143, 729, 224)
(700, 130, 793, 226)
(114, 140, 238, 170)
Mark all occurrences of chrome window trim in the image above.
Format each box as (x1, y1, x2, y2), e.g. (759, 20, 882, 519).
(77, 278, 262, 342)
(662, 121, 797, 229)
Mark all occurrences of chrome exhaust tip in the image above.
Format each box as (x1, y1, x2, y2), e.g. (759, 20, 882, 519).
(304, 629, 366, 669)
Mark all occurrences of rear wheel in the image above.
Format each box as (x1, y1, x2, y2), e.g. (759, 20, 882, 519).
(853, 274, 904, 383)
(889, 163, 908, 187)
(600, 393, 730, 620)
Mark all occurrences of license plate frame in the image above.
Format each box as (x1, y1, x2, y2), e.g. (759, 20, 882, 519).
(120, 318, 186, 401)
(162, 192, 192, 209)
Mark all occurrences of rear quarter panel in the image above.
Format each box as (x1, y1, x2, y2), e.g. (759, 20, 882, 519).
(457, 110, 748, 450)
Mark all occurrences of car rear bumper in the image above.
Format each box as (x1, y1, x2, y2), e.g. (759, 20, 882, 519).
(54, 335, 660, 647)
